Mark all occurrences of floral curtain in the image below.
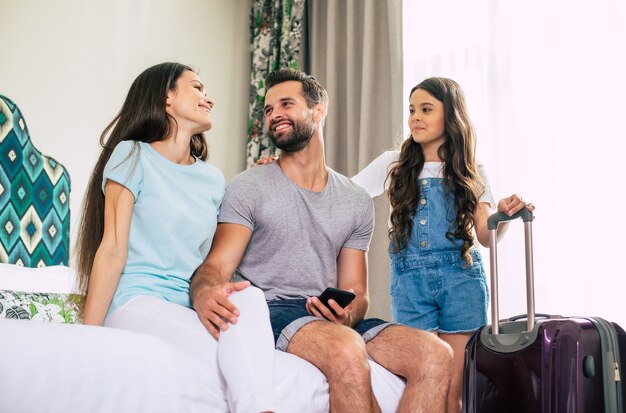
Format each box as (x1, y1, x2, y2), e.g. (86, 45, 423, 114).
(246, 0, 305, 168)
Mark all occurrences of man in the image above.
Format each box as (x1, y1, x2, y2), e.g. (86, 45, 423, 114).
(191, 69, 453, 412)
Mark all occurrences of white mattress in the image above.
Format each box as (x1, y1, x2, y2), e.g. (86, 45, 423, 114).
(0, 319, 406, 412)
(0, 319, 214, 413)
(0, 264, 406, 412)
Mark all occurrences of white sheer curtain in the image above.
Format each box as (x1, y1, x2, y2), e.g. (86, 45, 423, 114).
(403, 0, 626, 326)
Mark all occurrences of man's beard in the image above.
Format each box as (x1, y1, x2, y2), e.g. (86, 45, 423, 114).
(268, 117, 315, 153)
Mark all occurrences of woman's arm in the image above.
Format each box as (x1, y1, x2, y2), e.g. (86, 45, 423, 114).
(82, 180, 134, 325)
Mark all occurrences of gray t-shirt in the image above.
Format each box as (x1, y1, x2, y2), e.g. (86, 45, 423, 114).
(218, 162, 374, 301)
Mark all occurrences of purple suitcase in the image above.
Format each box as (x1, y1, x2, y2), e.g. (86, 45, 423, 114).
(463, 209, 625, 413)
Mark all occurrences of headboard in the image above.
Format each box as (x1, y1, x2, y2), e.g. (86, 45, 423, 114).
(0, 94, 71, 267)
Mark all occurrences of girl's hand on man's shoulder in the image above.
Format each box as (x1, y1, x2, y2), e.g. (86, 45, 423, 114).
(254, 155, 278, 167)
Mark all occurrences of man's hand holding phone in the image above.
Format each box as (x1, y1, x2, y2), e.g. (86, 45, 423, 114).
(306, 287, 356, 325)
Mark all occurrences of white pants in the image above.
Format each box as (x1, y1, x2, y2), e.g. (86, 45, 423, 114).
(106, 287, 405, 412)
(106, 287, 307, 412)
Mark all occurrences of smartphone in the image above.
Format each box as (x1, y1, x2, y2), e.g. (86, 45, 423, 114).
(317, 287, 356, 310)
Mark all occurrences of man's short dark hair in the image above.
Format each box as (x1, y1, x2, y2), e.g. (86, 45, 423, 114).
(265, 69, 329, 109)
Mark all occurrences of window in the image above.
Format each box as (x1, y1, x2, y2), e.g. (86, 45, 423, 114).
(403, 0, 626, 325)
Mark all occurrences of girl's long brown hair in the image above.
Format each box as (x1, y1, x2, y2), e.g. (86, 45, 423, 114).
(74, 62, 208, 299)
(387, 77, 483, 263)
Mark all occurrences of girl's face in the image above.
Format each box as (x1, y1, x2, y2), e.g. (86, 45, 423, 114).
(408, 88, 446, 159)
(166, 70, 215, 136)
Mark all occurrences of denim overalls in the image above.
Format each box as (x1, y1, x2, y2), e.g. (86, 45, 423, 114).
(389, 177, 489, 333)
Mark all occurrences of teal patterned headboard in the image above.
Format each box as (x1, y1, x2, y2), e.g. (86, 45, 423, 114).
(0, 94, 71, 267)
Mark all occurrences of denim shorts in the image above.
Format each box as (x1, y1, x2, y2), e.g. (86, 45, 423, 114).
(390, 249, 488, 334)
(267, 299, 393, 351)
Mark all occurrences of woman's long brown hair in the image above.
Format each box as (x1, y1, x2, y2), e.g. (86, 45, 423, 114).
(74, 62, 208, 301)
(387, 77, 483, 263)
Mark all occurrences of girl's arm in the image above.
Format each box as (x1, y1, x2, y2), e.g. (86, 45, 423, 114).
(473, 194, 534, 247)
(351, 151, 399, 197)
(82, 180, 134, 325)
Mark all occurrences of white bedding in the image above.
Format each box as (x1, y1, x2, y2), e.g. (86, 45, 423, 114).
(0, 263, 78, 293)
(0, 264, 407, 412)
(0, 319, 212, 413)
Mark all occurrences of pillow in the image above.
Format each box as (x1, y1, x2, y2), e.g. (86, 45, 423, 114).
(0, 263, 78, 294)
(0, 290, 81, 323)
(0, 263, 82, 323)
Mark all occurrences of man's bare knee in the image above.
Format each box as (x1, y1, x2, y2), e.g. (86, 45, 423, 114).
(425, 335, 453, 372)
(326, 330, 370, 375)
(404, 331, 453, 384)
(287, 322, 370, 377)
(368, 326, 453, 380)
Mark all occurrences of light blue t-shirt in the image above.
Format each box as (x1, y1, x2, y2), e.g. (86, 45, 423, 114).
(102, 140, 225, 315)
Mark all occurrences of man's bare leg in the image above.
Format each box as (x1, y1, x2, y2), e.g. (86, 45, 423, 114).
(439, 333, 472, 413)
(366, 325, 453, 413)
(286, 320, 381, 413)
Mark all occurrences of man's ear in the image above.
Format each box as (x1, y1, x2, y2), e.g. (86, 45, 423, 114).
(312, 102, 327, 122)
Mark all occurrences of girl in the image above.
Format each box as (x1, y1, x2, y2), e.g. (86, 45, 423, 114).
(352, 77, 534, 413)
(75, 62, 276, 413)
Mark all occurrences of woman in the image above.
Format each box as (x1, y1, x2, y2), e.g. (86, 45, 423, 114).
(75, 62, 276, 413)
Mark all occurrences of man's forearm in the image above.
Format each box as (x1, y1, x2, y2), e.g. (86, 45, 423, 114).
(190, 261, 231, 305)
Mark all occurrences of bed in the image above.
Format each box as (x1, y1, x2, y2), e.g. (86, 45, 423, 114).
(0, 93, 406, 412)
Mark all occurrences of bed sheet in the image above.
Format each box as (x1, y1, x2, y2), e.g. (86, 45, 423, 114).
(0, 317, 406, 413)
(0, 319, 217, 413)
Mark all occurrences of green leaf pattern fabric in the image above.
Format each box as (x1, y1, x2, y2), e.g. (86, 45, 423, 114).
(0, 290, 80, 323)
(246, 0, 305, 168)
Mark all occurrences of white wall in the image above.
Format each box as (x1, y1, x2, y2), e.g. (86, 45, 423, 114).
(0, 0, 250, 255)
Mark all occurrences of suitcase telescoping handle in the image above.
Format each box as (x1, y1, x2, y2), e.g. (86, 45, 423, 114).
(487, 207, 535, 335)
